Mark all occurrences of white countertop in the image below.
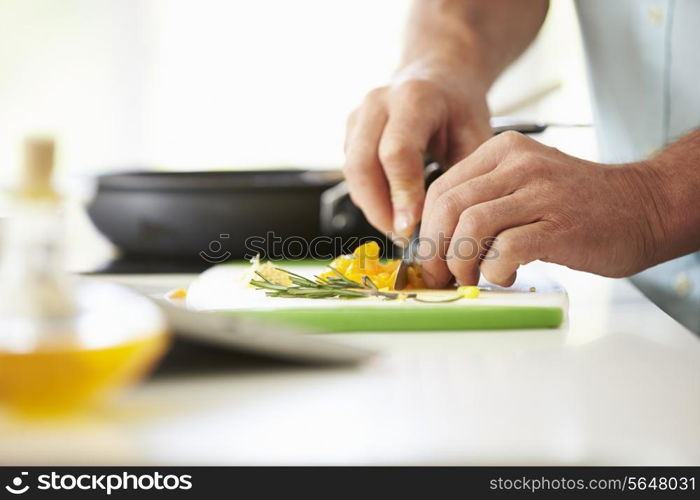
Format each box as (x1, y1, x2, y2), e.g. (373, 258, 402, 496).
(1, 127, 697, 465)
(1, 262, 699, 465)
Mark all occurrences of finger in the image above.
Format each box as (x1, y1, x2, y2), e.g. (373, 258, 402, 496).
(424, 130, 530, 208)
(418, 168, 522, 288)
(343, 108, 358, 153)
(378, 88, 445, 239)
(343, 98, 393, 233)
(446, 191, 543, 286)
(480, 221, 554, 286)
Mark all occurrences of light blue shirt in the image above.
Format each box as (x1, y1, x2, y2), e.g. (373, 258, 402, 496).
(576, 0, 699, 333)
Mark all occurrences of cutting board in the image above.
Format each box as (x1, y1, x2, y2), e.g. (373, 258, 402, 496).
(186, 262, 566, 332)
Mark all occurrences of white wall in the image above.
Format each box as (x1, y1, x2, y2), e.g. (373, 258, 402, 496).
(0, 0, 145, 184)
(0, 0, 591, 183)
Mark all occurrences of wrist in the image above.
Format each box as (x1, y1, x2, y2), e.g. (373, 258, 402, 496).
(617, 161, 675, 267)
(642, 152, 700, 261)
(392, 55, 491, 97)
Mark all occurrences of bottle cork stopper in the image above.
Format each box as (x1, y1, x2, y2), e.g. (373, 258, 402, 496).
(20, 137, 59, 201)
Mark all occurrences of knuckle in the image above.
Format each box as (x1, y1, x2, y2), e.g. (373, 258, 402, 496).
(378, 141, 414, 168)
(515, 153, 541, 174)
(530, 152, 552, 169)
(435, 191, 463, 218)
(518, 151, 540, 166)
(458, 207, 485, 236)
(503, 152, 542, 176)
(496, 130, 525, 148)
(495, 234, 518, 259)
(364, 87, 387, 105)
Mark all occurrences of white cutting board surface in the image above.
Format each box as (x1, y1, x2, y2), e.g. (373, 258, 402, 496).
(186, 262, 568, 313)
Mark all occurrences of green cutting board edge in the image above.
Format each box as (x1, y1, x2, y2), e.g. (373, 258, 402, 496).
(222, 305, 564, 332)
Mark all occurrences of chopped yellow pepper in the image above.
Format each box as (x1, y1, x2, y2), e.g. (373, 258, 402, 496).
(320, 241, 425, 290)
(167, 287, 188, 300)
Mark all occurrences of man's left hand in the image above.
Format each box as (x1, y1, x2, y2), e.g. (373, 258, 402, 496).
(418, 131, 669, 288)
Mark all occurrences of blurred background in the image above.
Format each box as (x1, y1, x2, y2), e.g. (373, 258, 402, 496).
(0, 0, 596, 271)
(0, 0, 591, 182)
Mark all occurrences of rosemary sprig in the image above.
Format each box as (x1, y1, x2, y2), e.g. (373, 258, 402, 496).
(249, 264, 469, 303)
(250, 268, 370, 299)
(250, 265, 399, 300)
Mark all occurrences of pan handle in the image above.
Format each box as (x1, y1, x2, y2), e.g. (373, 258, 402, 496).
(320, 161, 444, 237)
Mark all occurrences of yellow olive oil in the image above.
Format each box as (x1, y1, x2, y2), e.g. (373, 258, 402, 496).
(0, 332, 168, 417)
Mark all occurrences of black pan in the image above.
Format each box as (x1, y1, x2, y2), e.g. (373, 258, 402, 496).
(87, 169, 381, 262)
(87, 121, 546, 266)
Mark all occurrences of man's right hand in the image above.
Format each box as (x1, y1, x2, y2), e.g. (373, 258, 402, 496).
(343, 71, 493, 240)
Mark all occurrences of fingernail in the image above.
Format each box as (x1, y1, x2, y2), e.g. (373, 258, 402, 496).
(393, 209, 413, 237)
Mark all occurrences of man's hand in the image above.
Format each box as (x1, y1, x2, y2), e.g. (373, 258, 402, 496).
(344, 73, 491, 238)
(342, 0, 549, 239)
(419, 132, 672, 288)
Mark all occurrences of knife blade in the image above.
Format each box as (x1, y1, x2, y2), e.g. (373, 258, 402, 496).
(391, 162, 444, 290)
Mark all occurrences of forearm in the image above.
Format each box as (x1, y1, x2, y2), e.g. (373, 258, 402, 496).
(641, 129, 700, 264)
(397, 0, 549, 90)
